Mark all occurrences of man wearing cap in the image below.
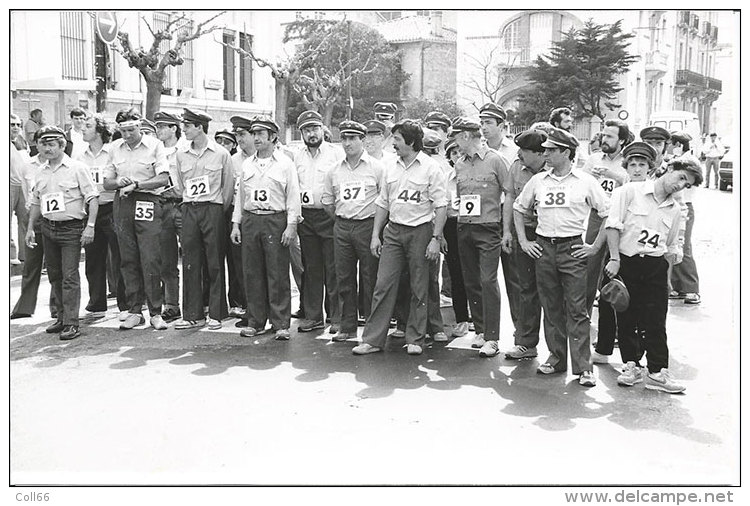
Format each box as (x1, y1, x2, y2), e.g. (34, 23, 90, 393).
(373, 102, 398, 153)
(640, 126, 671, 177)
(581, 120, 630, 326)
(451, 117, 510, 358)
(154, 110, 184, 323)
(513, 127, 609, 386)
(25, 126, 100, 340)
(321, 120, 384, 342)
(700, 132, 724, 189)
(215, 130, 237, 155)
(140, 119, 157, 137)
(352, 120, 447, 356)
(171, 108, 234, 330)
(293, 110, 342, 333)
(424, 111, 452, 155)
(363, 119, 397, 164)
(604, 158, 703, 393)
(503, 129, 548, 360)
(103, 107, 170, 330)
(230, 116, 301, 341)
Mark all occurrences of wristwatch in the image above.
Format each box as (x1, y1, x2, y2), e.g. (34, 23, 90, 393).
(432, 234, 443, 241)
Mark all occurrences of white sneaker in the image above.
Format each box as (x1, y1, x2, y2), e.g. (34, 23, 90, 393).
(470, 333, 485, 348)
(505, 345, 538, 359)
(432, 331, 448, 342)
(150, 315, 168, 330)
(617, 361, 644, 386)
(406, 344, 423, 355)
(479, 340, 499, 357)
(591, 350, 610, 364)
(207, 318, 222, 330)
(645, 368, 686, 393)
(352, 343, 382, 355)
(119, 311, 130, 322)
(579, 370, 597, 387)
(452, 321, 469, 337)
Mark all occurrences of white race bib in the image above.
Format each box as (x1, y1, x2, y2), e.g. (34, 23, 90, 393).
(41, 192, 65, 215)
(636, 227, 662, 250)
(300, 190, 315, 206)
(340, 181, 366, 202)
(459, 194, 481, 217)
(396, 189, 422, 204)
(600, 177, 616, 195)
(186, 175, 210, 198)
(135, 201, 155, 221)
(539, 186, 570, 208)
(250, 188, 270, 203)
(90, 167, 103, 186)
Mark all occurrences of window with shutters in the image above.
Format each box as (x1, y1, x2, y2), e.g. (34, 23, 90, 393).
(153, 12, 194, 96)
(239, 33, 253, 102)
(223, 31, 236, 101)
(60, 11, 88, 80)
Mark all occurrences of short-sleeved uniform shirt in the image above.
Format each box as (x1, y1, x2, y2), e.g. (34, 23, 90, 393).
(514, 167, 609, 238)
(375, 151, 447, 227)
(581, 151, 627, 198)
(30, 155, 99, 221)
(506, 159, 547, 230)
(294, 142, 342, 209)
(232, 151, 301, 226)
(76, 144, 114, 204)
(104, 135, 170, 195)
(321, 152, 384, 220)
(175, 139, 234, 204)
(454, 146, 509, 224)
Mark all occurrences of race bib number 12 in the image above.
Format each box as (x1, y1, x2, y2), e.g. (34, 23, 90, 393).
(41, 192, 65, 215)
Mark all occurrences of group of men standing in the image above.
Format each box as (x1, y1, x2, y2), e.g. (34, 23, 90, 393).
(12, 100, 704, 392)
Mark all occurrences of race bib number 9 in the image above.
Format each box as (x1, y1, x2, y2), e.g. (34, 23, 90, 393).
(341, 181, 366, 202)
(600, 177, 616, 194)
(300, 191, 314, 206)
(459, 194, 481, 217)
(636, 227, 661, 250)
(186, 175, 210, 198)
(135, 201, 155, 221)
(41, 192, 65, 215)
(539, 186, 570, 208)
(397, 189, 422, 204)
(251, 188, 270, 203)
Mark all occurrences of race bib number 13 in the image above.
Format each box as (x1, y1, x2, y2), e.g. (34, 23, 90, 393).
(41, 192, 65, 215)
(135, 201, 154, 221)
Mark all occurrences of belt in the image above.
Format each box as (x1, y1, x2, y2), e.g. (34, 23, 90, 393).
(536, 234, 579, 244)
(162, 197, 183, 204)
(337, 216, 374, 222)
(183, 201, 220, 206)
(42, 217, 85, 227)
(248, 209, 283, 216)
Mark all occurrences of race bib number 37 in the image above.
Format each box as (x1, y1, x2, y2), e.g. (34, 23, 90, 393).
(41, 192, 65, 215)
(539, 186, 570, 208)
(459, 194, 481, 217)
(340, 181, 366, 202)
(135, 201, 155, 221)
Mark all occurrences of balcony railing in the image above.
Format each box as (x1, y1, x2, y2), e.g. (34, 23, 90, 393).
(707, 77, 723, 92)
(675, 69, 722, 93)
(496, 47, 530, 67)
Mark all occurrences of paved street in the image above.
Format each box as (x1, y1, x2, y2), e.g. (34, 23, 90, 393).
(9, 186, 739, 487)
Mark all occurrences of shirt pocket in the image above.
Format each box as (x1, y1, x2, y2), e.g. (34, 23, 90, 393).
(267, 167, 288, 189)
(58, 180, 81, 201)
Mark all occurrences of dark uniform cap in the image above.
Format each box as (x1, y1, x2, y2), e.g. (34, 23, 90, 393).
(363, 119, 387, 134)
(250, 116, 279, 134)
(140, 118, 156, 134)
(424, 111, 451, 130)
(541, 127, 580, 150)
(670, 131, 692, 143)
(215, 129, 237, 144)
(444, 138, 458, 155)
(154, 111, 181, 126)
(230, 115, 256, 132)
(478, 102, 507, 121)
(373, 102, 397, 117)
(600, 277, 630, 312)
(297, 110, 324, 130)
(182, 108, 212, 125)
(622, 141, 657, 162)
(37, 125, 66, 141)
(422, 129, 442, 149)
(338, 120, 367, 137)
(514, 129, 548, 151)
(449, 117, 481, 136)
(639, 126, 670, 141)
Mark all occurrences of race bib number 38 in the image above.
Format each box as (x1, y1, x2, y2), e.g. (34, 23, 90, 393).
(539, 186, 570, 208)
(41, 192, 65, 215)
(186, 175, 210, 198)
(340, 181, 366, 202)
(459, 194, 481, 217)
(135, 201, 155, 221)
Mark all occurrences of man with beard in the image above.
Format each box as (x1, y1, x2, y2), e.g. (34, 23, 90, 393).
(293, 110, 342, 333)
(373, 102, 397, 154)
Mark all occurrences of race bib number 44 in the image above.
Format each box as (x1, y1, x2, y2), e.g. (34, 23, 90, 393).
(186, 175, 210, 198)
(135, 201, 155, 221)
(340, 181, 366, 202)
(397, 189, 422, 204)
(459, 194, 481, 217)
(539, 186, 570, 208)
(41, 192, 65, 215)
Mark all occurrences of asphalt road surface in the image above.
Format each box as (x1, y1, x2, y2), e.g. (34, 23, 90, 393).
(9, 185, 740, 489)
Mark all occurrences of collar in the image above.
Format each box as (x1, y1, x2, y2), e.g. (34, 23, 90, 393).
(85, 143, 110, 158)
(398, 150, 429, 170)
(185, 138, 218, 156)
(463, 145, 491, 162)
(544, 166, 582, 180)
(342, 150, 371, 170)
(42, 154, 72, 172)
(642, 179, 677, 208)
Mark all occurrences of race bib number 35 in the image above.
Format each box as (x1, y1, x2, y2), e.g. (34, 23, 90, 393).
(459, 194, 481, 217)
(135, 201, 155, 221)
(186, 175, 210, 198)
(539, 186, 570, 208)
(341, 181, 366, 202)
(41, 192, 65, 215)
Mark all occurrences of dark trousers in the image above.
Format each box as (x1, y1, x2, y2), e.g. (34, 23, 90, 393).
(394, 255, 444, 335)
(513, 227, 542, 347)
(84, 203, 127, 312)
(535, 237, 591, 375)
(457, 222, 502, 341)
(225, 208, 246, 309)
(618, 254, 670, 373)
(585, 211, 608, 314)
(160, 200, 182, 308)
(181, 203, 228, 321)
(299, 208, 340, 323)
(671, 202, 699, 294)
(362, 222, 431, 347)
(41, 219, 84, 326)
(12, 221, 55, 316)
(334, 217, 378, 334)
(443, 217, 469, 323)
(241, 211, 291, 330)
(114, 192, 163, 316)
(500, 218, 521, 329)
(11, 184, 28, 262)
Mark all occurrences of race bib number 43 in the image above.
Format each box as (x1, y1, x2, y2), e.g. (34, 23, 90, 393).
(41, 192, 65, 215)
(600, 177, 616, 194)
(135, 201, 154, 221)
(186, 175, 210, 198)
(459, 194, 481, 217)
(539, 186, 570, 208)
(340, 181, 366, 202)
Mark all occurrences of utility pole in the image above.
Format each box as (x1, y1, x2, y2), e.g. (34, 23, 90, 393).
(346, 20, 352, 120)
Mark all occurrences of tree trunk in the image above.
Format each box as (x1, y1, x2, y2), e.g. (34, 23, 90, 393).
(145, 79, 163, 120)
(322, 103, 335, 128)
(275, 79, 288, 139)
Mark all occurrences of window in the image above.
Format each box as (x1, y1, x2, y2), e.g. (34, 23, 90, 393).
(153, 12, 194, 95)
(223, 31, 236, 101)
(379, 12, 402, 21)
(60, 11, 87, 80)
(239, 33, 253, 102)
(503, 19, 520, 50)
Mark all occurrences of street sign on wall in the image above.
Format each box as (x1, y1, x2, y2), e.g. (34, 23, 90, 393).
(96, 12, 118, 45)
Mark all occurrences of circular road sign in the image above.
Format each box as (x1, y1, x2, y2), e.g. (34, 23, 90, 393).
(96, 12, 119, 45)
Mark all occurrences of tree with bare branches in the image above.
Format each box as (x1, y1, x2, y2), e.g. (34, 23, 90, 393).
(109, 11, 226, 119)
(461, 40, 520, 109)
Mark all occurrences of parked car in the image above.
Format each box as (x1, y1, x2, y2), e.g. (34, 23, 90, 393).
(718, 146, 733, 191)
